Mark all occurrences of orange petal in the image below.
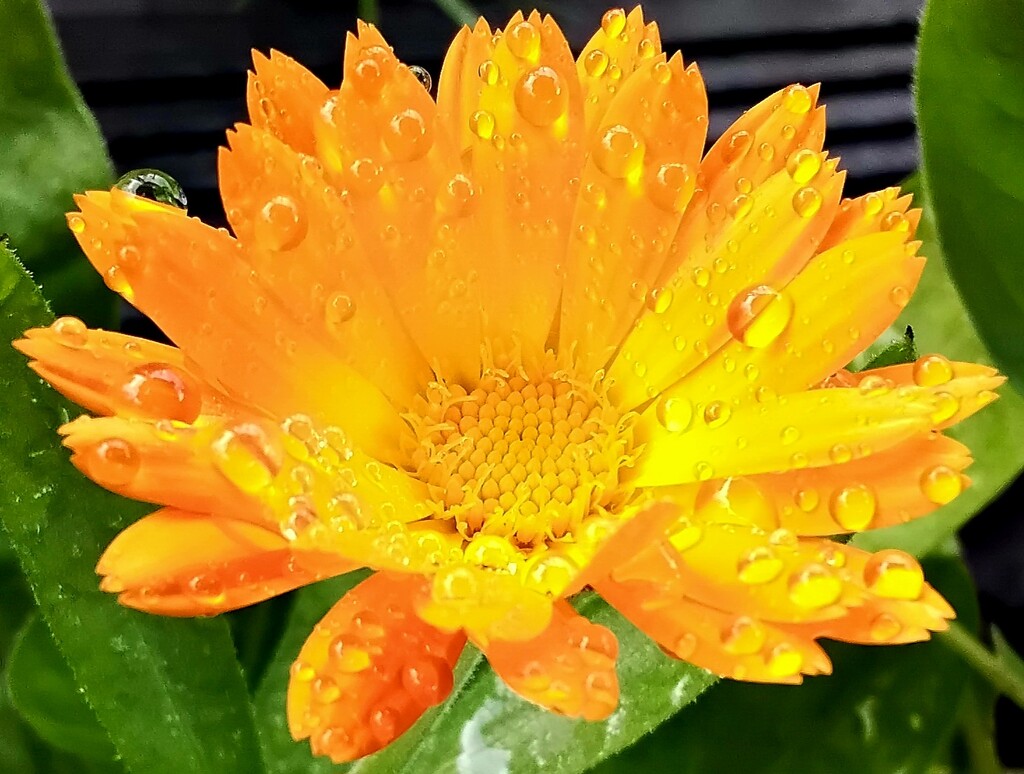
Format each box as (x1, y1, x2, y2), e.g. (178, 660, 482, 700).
(576, 7, 663, 132)
(438, 11, 586, 366)
(596, 557, 831, 684)
(820, 186, 921, 251)
(218, 123, 431, 405)
(560, 52, 708, 375)
(750, 433, 973, 535)
(98, 509, 354, 615)
(247, 49, 330, 155)
(14, 323, 223, 421)
(70, 190, 405, 462)
(317, 27, 483, 380)
(478, 600, 619, 719)
(668, 231, 925, 406)
(287, 572, 466, 763)
(609, 153, 843, 409)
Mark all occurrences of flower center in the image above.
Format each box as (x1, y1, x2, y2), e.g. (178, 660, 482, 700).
(406, 366, 634, 549)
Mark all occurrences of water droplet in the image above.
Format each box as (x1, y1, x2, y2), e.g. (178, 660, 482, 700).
(870, 613, 902, 642)
(694, 461, 714, 481)
(863, 549, 924, 600)
(669, 517, 703, 551)
(437, 566, 477, 601)
(121, 362, 202, 422)
(766, 643, 803, 677)
(780, 425, 800, 445)
(722, 617, 766, 655)
(723, 130, 753, 164)
(792, 186, 823, 218)
(402, 656, 451, 706)
(384, 108, 431, 161)
(583, 49, 609, 77)
(67, 213, 86, 234)
(727, 285, 794, 347)
(651, 61, 672, 85)
(409, 65, 432, 92)
(890, 285, 910, 308)
(930, 391, 959, 423)
(648, 162, 694, 213)
(115, 169, 188, 209)
(692, 266, 710, 288)
(788, 564, 842, 608)
(601, 8, 627, 37)
(51, 316, 88, 348)
(470, 110, 496, 140)
(656, 396, 693, 433)
(913, 354, 953, 387)
(507, 20, 541, 61)
(674, 632, 697, 658)
(594, 125, 644, 180)
(920, 464, 963, 505)
(782, 84, 813, 114)
(524, 554, 578, 597)
(758, 142, 775, 161)
(830, 484, 876, 531)
(829, 443, 853, 464)
(85, 438, 140, 487)
(348, 158, 383, 194)
(647, 286, 674, 315)
(863, 192, 884, 216)
(325, 292, 356, 333)
(737, 546, 783, 584)
(515, 66, 567, 127)
(785, 148, 821, 185)
(702, 400, 731, 428)
(439, 173, 476, 217)
(478, 59, 500, 86)
(211, 422, 281, 494)
(881, 210, 909, 233)
(255, 196, 307, 251)
(796, 488, 819, 512)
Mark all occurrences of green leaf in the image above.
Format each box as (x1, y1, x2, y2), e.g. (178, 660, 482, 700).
(851, 181, 1024, 557)
(853, 325, 918, 371)
(7, 614, 118, 763)
(992, 628, 1024, 690)
(254, 582, 715, 774)
(917, 0, 1024, 391)
(594, 555, 978, 774)
(0, 242, 266, 774)
(0, 0, 116, 325)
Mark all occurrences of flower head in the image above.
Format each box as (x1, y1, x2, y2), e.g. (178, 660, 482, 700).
(16, 6, 1002, 763)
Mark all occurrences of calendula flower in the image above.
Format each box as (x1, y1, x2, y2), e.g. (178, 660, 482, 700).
(15, 5, 1002, 763)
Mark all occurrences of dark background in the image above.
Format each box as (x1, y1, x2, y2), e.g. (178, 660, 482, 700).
(46, 0, 1024, 763)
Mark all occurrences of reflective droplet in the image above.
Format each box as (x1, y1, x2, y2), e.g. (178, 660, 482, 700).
(647, 286, 674, 314)
(85, 438, 140, 487)
(648, 162, 694, 212)
(115, 169, 188, 209)
(692, 266, 710, 288)
(103, 265, 134, 301)
(122, 363, 202, 422)
(737, 546, 783, 584)
(515, 66, 567, 127)
(829, 443, 853, 464)
(792, 186, 823, 218)
(594, 125, 644, 180)
(507, 20, 541, 61)
(694, 462, 714, 481)
(478, 59, 500, 86)
(913, 354, 953, 387)
(348, 158, 383, 194)
(727, 285, 794, 347)
(256, 196, 307, 251)
(211, 422, 281, 494)
(67, 213, 86, 234)
(782, 84, 813, 114)
(583, 49, 609, 77)
(930, 391, 960, 424)
(470, 110, 496, 140)
(656, 396, 693, 433)
(722, 617, 766, 655)
(352, 47, 392, 97)
(864, 192, 884, 216)
(601, 8, 627, 37)
(437, 566, 477, 601)
(384, 109, 432, 161)
(409, 65, 432, 92)
(795, 488, 819, 512)
(920, 464, 963, 505)
(325, 292, 356, 332)
(788, 564, 842, 608)
(766, 643, 803, 677)
(674, 632, 697, 659)
(702, 400, 731, 428)
(870, 613, 903, 642)
(669, 517, 703, 551)
(830, 484, 876, 531)
(758, 142, 775, 161)
(890, 285, 911, 308)
(863, 549, 924, 600)
(440, 173, 476, 216)
(723, 130, 752, 164)
(51, 316, 88, 348)
(785, 148, 821, 184)
(651, 61, 671, 85)
(523, 553, 578, 597)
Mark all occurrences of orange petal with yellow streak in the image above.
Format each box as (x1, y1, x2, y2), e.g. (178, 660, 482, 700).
(288, 572, 466, 763)
(477, 600, 619, 720)
(247, 49, 330, 155)
(820, 186, 921, 250)
(98, 508, 354, 615)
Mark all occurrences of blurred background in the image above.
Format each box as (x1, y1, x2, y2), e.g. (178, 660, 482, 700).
(43, 0, 1024, 764)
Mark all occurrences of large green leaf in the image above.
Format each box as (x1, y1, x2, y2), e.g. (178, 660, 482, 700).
(0, 0, 116, 325)
(917, 0, 1024, 391)
(594, 556, 978, 774)
(7, 614, 119, 764)
(0, 242, 265, 774)
(852, 183, 1024, 556)
(255, 578, 716, 774)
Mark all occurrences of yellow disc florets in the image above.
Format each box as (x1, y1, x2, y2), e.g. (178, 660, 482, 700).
(405, 365, 635, 550)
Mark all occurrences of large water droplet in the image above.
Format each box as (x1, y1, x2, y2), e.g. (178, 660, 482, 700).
(655, 395, 693, 433)
(920, 464, 963, 505)
(829, 484, 876, 531)
(583, 49, 609, 77)
(469, 110, 496, 140)
(255, 195, 307, 251)
(766, 643, 803, 677)
(507, 20, 541, 61)
(478, 59, 500, 86)
(121, 362, 202, 422)
(384, 109, 432, 161)
(409, 65, 432, 92)
(727, 285, 793, 347)
(212, 422, 282, 494)
(648, 162, 694, 213)
(863, 549, 924, 600)
(782, 84, 813, 114)
(601, 8, 627, 37)
(515, 66, 567, 127)
(85, 437, 140, 487)
(792, 186, 823, 218)
(912, 354, 953, 387)
(722, 617, 766, 655)
(51, 316, 88, 348)
(115, 169, 187, 209)
(785, 148, 822, 185)
(788, 564, 842, 608)
(594, 125, 644, 180)
(737, 546, 783, 584)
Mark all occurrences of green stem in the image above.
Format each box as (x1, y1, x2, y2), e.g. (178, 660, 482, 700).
(357, 0, 380, 24)
(940, 622, 1024, 711)
(434, 0, 479, 26)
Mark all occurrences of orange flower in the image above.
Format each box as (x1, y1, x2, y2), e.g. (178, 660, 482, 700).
(15, 6, 1001, 763)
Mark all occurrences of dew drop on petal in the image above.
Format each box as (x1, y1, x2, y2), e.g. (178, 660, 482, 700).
(507, 20, 541, 61)
(722, 617, 766, 655)
(920, 464, 963, 505)
(594, 125, 645, 180)
(788, 564, 842, 608)
(255, 196, 307, 251)
(85, 438, 140, 487)
(583, 49, 609, 77)
(912, 354, 954, 387)
(121, 362, 202, 422)
(115, 169, 188, 209)
(409, 65, 432, 92)
(211, 422, 281, 494)
(727, 285, 793, 347)
(655, 395, 693, 433)
(478, 59, 500, 86)
(601, 8, 627, 37)
(870, 613, 903, 642)
(737, 546, 783, 584)
(515, 66, 567, 127)
(51, 316, 88, 348)
(782, 84, 813, 114)
(702, 400, 731, 428)
(647, 162, 694, 213)
(766, 643, 803, 677)
(829, 484, 876, 531)
(930, 391, 960, 423)
(785, 148, 822, 185)
(384, 108, 432, 161)
(890, 285, 911, 308)
(470, 110, 496, 140)
(863, 549, 924, 600)
(792, 186, 823, 218)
